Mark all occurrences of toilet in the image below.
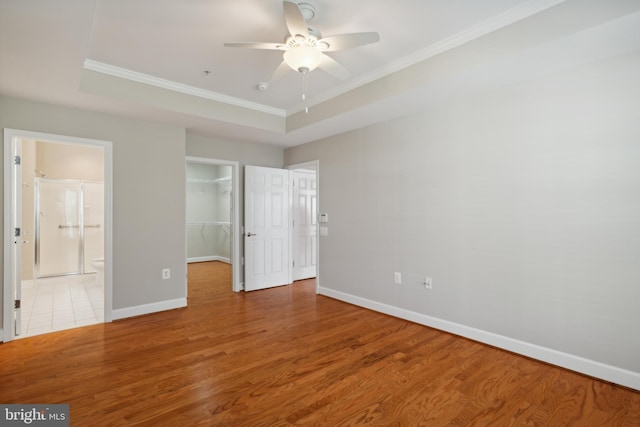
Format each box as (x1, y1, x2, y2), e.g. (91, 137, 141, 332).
(91, 258, 104, 286)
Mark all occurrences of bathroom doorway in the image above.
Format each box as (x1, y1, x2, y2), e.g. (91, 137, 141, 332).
(185, 157, 240, 292)
(3, 129, 113, 341)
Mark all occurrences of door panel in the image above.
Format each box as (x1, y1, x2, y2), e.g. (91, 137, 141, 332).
(244, 166, 290, 291)
(292, 170, 317, 280)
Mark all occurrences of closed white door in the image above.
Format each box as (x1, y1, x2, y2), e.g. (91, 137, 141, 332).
(292, 170, 317, 281)
(244, 166, 290, 291)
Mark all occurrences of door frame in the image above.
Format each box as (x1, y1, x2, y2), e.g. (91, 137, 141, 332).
(185, 156, 241, 292)
(3, 128, 114, 342)
(286, 160, 320, 294)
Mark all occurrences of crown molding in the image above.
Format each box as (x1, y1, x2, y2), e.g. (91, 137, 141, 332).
(287, 0, 568, 114)
(83, 59, 287, 117)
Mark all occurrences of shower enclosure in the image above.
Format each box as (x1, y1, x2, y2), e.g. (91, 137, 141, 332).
(35, 179, 104, 278)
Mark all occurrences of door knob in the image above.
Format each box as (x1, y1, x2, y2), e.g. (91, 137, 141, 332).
(247, 232, 256, 237)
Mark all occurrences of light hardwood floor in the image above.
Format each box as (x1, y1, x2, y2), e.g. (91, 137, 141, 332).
(1, 261, 638, 426)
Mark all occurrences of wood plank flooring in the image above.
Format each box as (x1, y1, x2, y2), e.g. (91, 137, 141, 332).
(1, 261, 639, 426)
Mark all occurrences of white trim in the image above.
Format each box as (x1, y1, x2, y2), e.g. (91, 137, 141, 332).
(185, 156, 241, 292)
(84, 59, 286, 117)
(3, 132, 13, 342)
(319, 286, 640, 391)
(112, 298, 187, 320)
(103, 140, 114, 323)
(3, 129, 114, 342)
(287, 0, 568, 114)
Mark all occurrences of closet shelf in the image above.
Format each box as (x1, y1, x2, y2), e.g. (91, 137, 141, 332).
(187, 177, 231, 184)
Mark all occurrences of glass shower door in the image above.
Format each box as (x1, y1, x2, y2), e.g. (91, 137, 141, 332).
(36, 180, 82, 277)
(83, 182, 104, 273)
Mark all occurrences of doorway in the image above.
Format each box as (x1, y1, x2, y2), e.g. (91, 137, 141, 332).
(3, 129, 113, 342)
(185, 157, 240, 292)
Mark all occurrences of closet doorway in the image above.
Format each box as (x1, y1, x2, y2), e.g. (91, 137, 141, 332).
(185, 157, 240, 292)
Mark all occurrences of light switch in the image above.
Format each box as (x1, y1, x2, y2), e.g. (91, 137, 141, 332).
(320, 227, 328, 236)
(319, 213, 328, 223)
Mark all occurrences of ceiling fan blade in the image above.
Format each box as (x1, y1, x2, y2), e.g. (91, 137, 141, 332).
(283, 1, 309, 38)
(270, 60, 291, 82)
(317, 32, 380, 52)
(224, 42, 286, 50)
(318, 54, 350, 80)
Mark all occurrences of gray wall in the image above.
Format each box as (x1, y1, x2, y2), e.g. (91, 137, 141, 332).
(1, 96, 187, 319)
(186, 133, 283, 168)
(285, 51, 640, 376)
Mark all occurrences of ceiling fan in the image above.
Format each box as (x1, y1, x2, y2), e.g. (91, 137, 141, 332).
(224, 1, 380, 82)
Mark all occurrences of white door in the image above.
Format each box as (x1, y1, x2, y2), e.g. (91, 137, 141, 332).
(292, 170, 317, 281)
(244, 166, 290, 291)
(10, 139, 23, 337)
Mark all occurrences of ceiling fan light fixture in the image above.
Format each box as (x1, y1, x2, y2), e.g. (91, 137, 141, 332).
(283, 46, 322, 73)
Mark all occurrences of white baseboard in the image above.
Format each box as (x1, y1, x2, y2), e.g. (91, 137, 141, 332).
(319, 286, 640, 391)
(111, 298, 186, 320)
(188, 256, 230, 264)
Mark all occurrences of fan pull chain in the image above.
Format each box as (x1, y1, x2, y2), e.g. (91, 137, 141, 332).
(302, 70, 309, 114)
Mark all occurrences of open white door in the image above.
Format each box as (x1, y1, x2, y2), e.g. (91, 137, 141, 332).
(292, 170, 317, 281)
(244, 166, 290, 291)
(4, 136, 24, 340)
(12, 140, 23, 337)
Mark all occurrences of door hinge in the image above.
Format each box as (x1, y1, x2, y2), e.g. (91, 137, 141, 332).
(14, 227, 21, 237)
(15, 299, 21, 309)
(14, 155, 21, 165)
(293, 260, 295, 267)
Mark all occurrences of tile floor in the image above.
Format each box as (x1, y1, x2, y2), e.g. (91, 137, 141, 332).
(19, 274, 104, 338)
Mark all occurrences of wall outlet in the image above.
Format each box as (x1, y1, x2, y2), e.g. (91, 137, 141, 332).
(424, 277, 432, 289)
(394, 272, 402, 284)
(162, 268, 171, 279)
